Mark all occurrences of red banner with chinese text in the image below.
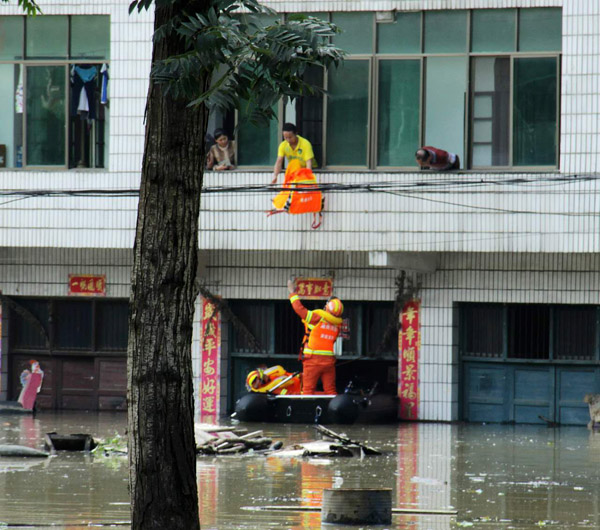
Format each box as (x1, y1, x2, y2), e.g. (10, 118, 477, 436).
(200, 298, 221, 423)
(68, 274, 106, 296)
(294, 277, 333, 299)
(399, 299, 420, 420)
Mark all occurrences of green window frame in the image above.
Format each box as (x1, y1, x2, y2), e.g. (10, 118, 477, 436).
(225, 8, 561, 170)
(0, 15, 110, 170)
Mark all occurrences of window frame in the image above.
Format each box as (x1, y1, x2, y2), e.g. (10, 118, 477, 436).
(372, 55, 423, 170)
(460, 303, 600, 364)
(0, 15, 110, 171)
(22, 62, 70, 170)
(228, 298, 395, 360)
(468, 51, 560, 171)
(9, 297, 128, 356)
(230, 8, 561, 171)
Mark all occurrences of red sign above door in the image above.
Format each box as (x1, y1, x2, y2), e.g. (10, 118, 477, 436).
(69, 275, 106, 296)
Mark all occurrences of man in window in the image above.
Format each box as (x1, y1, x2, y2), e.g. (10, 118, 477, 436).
(288, 279, 343, 395)
(271, 123, 315, 184)
(415, 146, 460, 170)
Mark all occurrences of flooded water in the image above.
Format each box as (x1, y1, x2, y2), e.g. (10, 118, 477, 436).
(1, 413, 599, 529)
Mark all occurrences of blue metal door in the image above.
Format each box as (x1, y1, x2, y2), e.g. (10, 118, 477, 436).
(463, 362, 597, 425)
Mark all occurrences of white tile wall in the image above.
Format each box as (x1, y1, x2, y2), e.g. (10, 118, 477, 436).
(561, 1, 600, 173)
(0, 247, 131, 297)
(200, 171, 600, 254)
(3, 0, 600, 423)
(0, 2, 152, 202)
(418, 252, 600, 421)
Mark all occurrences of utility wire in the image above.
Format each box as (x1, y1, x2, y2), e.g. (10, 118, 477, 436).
(0, 173, 596, 220)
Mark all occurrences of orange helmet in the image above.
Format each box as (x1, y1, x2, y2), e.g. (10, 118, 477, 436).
(246, 369, 264, 391)
(325, 298, 344, 317)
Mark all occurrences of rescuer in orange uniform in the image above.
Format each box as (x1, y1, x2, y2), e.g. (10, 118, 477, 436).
(288, 279, 344, 395)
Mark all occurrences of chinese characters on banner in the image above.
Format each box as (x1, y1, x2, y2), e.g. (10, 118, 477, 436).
(399, 299, 420, 420)
(68, 275, 106, 296)
(294, 277, 333, 299)
(200, 298, 221, 423)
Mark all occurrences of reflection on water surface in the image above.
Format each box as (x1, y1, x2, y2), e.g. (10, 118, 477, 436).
(1, 413, 599, 529)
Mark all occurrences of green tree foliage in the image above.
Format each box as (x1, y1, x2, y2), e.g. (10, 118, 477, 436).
(131, 0, 344, 125)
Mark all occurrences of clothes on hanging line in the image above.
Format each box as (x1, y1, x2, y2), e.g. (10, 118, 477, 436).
(100, 63, 109, 105)
(71, 65, 98, 120)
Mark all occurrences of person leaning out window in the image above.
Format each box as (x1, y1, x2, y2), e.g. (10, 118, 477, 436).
(271, 123, 315, 184)
(206, 128, 236, 171)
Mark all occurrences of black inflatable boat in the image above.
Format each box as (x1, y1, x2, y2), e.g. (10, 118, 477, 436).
(233, 390, 398, 425)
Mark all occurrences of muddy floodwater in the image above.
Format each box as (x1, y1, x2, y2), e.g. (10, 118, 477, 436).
(1, 412, 600, 529)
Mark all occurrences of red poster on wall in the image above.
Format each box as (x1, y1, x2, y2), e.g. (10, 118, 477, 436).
(200, 298, 220, 423)
(399, 299, 420, 420)
(294, 277, 333, 299)
(69, 274, 106, 296)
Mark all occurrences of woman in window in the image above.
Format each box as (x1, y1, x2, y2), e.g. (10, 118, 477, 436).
(206, 128, 236, 171)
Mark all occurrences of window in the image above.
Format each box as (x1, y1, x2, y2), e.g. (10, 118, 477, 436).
(55, 300, 93, 350)
(507, 305, 550, 359)
(226, 8, 560, 170)
(554, 306, 597, 360)
(96, 300, 129, 350)
(469, 6, 560, 169)
(0, 15, 110, 169)
(229, 299, 395, 358)
(462, 304, 504, 358)
(10, 297, 128, 353)
(11, 299, 49, 349)
(460, 303, 600, 361)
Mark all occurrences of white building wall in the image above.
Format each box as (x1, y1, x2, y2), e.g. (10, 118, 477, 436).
(419, 252, 600, 421)
(0, 0, 597, 255)
(2, 0, 600, 420)
(561, 0, 600, 174)
(200, 171, 600, 255)
(0, 247, 131, 297)
(0, 0, 152, 199)
(198, 249, 600, 421)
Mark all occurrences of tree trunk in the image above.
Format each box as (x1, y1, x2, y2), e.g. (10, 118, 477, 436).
(127, 1, 208, 528)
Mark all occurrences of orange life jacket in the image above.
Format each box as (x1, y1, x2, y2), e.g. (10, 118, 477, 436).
(272, 161, 322, 215)
(303, 310, 342, 356)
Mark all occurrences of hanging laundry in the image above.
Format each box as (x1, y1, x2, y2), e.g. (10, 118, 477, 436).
(268, 159, 324, 229)
(100, 63, 109, 105)
(71, 65, 98, 120)
(15, 64, 23, 114)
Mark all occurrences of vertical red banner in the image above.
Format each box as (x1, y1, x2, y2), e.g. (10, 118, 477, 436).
(200, 298, 221, 423)
(399, 299, 420, 420)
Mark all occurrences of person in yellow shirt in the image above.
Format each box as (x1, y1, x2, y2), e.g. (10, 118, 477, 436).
(271, 123, 315, 184)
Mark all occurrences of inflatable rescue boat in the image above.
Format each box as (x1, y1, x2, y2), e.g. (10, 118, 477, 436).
(234, 376, 398, 425)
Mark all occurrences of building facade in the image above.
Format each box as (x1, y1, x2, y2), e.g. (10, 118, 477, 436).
(0, 0, 598, 424)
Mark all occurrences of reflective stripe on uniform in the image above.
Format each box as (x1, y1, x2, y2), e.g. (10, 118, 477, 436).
(303, 347, 335, 356)
(304, 310, 315, 330)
